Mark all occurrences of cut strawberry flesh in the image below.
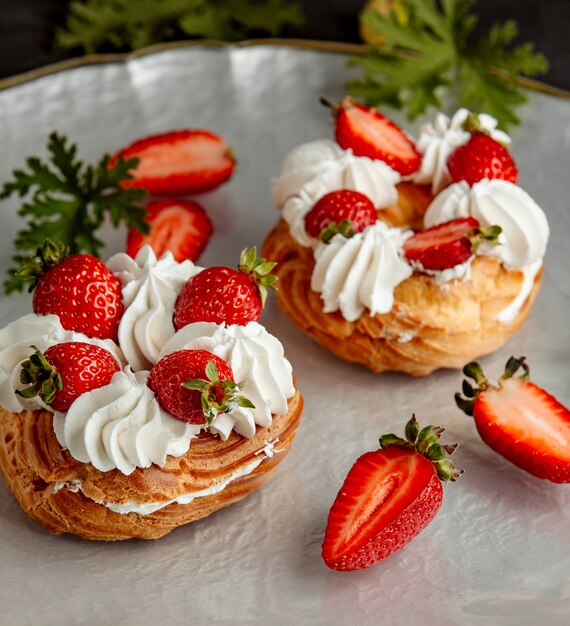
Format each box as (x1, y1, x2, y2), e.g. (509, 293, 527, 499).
(112, 130, 235, 195)
(476, 379, 570, 464)
(336, 104, 421, 176)
(127, 199, 212, 263)
(322, 447, 441, 570)
(404, 217, 479, 271)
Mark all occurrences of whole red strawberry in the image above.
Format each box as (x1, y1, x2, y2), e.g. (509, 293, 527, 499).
(403, 217, 502, 271)
(148, 349, 254, 425)
(16, 342, 120, 411)
(126, 199, 213, 262)
(173, 247, 277, 330)
(304, 190, 377, 241)
(322, 416, 461, 571)
(110, 129, 236, 196)
(447, 132, 518, 186)
(324, 96, 421, 176)
(456, 357, 570, 483)
(17, 241, 124, 340)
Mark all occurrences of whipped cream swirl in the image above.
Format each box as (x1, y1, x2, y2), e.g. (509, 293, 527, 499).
(159, 322, 295, 440)
(424, 179, 549, 269)
(53, 369, 199, 475)
(273, 140, 401, 247)
(311, 221, 413, 322)
(107, 247, 201, 371)
(0, 314, 123, 413)
(413, 109, 511, 194)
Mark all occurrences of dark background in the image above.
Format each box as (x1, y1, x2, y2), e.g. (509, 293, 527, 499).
(0, 0, 568, 89)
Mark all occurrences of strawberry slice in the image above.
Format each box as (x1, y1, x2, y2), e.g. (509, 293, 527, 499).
(456, 357, 570, 483)
(111, 129, 235, 196)
(448, 132, 518, 186)
(127, 199, 213, 263)
(322, 417, 461, 571)
(403, 217, 501, 271)
(327, 97, 421, 176)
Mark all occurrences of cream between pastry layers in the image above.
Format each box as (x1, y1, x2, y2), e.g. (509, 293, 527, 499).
(262, 108, 549, 375)
(0, 247, 302, 540)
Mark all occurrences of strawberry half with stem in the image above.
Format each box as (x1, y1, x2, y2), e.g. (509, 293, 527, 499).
(322, 96, 421, 176)
(16, 240, 124, 340)
(304, 189, 377, 242)
(403, 217, 502, 271)
(148, 349, 254, 426)
(126, 199, 213, 262)
(322, 416, 461, 571)
(110, 129, 235, 196)
(16, 343, 120, 411)
(456, 356, 570, 483)
(447, 132, 518, 186)
(173, 247, 277, 330)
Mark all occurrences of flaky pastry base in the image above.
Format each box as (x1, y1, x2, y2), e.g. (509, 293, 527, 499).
(0, 388, 302, 541)
(262, 184, 542, 376)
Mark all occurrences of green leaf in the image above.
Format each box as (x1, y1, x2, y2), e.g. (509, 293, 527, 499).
(56, 0, 304, 53)
(1, 133, 147, 293)
(350, 0, 549, 129)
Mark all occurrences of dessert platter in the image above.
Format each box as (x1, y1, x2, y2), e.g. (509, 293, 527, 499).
(0, 43, 569, 625)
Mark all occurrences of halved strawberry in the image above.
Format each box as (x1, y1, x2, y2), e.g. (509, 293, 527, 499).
(304, 189, 377, 242)
(403, 217, 501, 271)
(447, 132, 518, 186)
(456, 357, 570, 483)
(325, 96, 421, 176)
(322, 416, 461, 571)
(110, 129, 235, 196)
(126, 199, 213, 263)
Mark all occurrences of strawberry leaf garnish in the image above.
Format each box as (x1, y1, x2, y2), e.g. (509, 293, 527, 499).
(182, 359, 255, 427)
(318, 220, 358, 244)
(380, 415, 463, 481)
(1, 132, 148, 293)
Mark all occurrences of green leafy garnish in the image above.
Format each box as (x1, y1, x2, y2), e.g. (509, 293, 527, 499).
(1, 132, 148, 293)
(56, 0, 304, 53)
(349, 0, 549, 128)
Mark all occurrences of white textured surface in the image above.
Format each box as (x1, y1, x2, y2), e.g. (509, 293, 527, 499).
(0, 45, 569, 625)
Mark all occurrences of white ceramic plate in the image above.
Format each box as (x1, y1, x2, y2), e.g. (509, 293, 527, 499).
(0, 43, 569, 625)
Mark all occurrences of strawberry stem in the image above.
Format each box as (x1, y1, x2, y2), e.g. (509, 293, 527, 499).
(15, 240, 69, 292)
(16, 345, 62, 405)
(318, 220, 357, 244)
(469, 225, 502, 254)
(182, 360, 255, 427)
(379, 415, 463, 482)
(238, 247, 278, 306)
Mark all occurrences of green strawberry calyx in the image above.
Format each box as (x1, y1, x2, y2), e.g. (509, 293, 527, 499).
(379, 415, 463, 482)
(15, 345, 62, 406)
(15, 240, 70, 293)
(455, 355, 529, 416)
(182, 360, 255, 428)
(239, 247, 278, 306)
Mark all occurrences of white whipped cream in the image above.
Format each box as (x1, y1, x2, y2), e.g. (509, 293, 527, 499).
(159, 322, 295, 440)
(410, 257, 474, 286)
(107, 247, 201, 371)
(413, 109, 511, 194)
(53, 440, 280, 515)
(273, 140, 401, 247)
(495, 259, 543, 324)
(424, 179, 549, 269)
(0, 314, 124, 413)
(311, 222, 413, 322)
(53, 369, 199, 475)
